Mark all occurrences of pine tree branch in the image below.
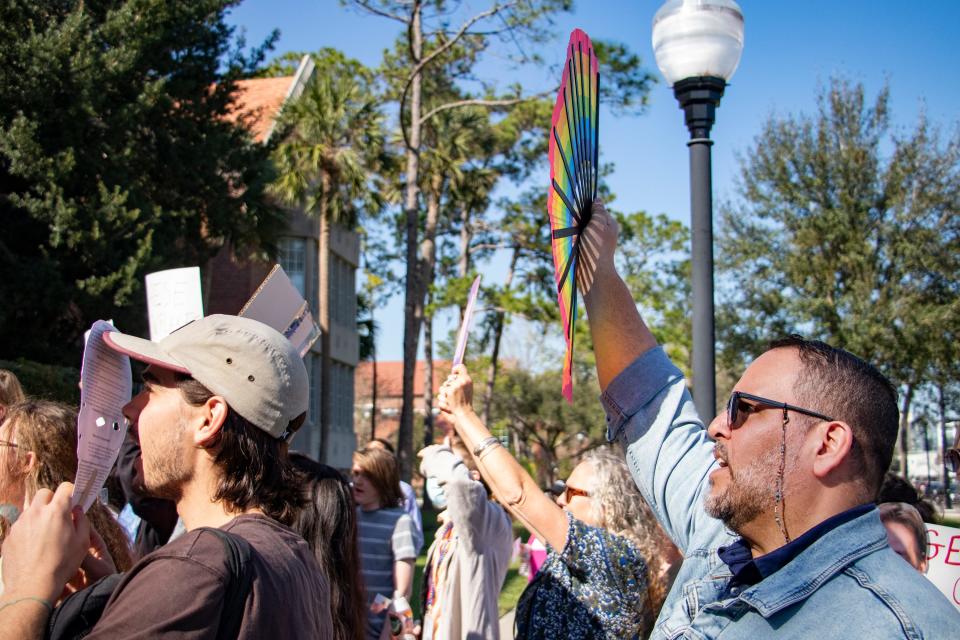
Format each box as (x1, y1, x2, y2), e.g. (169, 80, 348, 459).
(352, 1, 410, 24)
(399, 1, 520, 150)
(421, 89, 555, 123)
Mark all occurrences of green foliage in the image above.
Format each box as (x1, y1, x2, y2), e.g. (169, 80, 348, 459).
(717, 77, 960, 398)
(0, 0, 283, 365)
(613, 209, 691, 377)
(269, 48, 389, 225)
(253, 50, 305, 78)
(0, 359, 80, 405)
(593, 40, 658, 117)
(497, 564, 528, 617)
(490, 363, 606, 483)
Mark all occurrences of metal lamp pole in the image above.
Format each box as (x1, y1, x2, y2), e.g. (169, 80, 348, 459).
(653, 0, 744, 420)
(676, 76, 725, 420)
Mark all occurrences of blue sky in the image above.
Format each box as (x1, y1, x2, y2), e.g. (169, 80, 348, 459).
(226, 1, 960, 362)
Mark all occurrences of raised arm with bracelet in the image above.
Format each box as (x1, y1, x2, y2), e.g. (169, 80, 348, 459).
(437, 367, 568, 552)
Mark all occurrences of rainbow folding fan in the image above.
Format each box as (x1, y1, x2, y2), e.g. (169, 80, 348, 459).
(548, 28, 599, 403)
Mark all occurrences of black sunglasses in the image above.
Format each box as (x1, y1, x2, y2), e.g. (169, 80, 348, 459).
(727, 391, 834, 428)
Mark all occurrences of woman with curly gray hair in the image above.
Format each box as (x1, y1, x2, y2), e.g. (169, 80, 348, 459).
(581, 448, 681, 617)
(438, 365, 679, 640)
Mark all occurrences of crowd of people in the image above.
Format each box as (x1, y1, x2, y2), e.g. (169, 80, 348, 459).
(1, 202, 959, 639)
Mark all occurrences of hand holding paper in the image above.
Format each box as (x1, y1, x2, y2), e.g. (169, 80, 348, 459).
(72, 320, 132, 512)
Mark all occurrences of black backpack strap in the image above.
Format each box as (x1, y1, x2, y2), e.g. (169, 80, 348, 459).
(196, 527, 254, 640)
(46, 573, 125, 640)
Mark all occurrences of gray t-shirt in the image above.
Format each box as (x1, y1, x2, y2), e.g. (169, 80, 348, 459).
(357, 506, 418, 640)
(88, 514, 333, 639)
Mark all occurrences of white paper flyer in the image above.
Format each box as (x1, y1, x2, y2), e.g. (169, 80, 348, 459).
(72, 320, 132, 512)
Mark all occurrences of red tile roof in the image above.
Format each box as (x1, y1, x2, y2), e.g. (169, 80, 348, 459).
(356, 361, 453, 399)
(226, 76, 294, 142)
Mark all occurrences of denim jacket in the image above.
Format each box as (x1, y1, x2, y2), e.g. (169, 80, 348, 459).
(601, 347, 960, 639)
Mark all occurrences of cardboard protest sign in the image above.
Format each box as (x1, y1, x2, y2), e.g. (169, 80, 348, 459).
(240, 265, 319, 357)
(72, 320, 132, 512)
(926, 522, 960, 611)
(145, 266, 204, 341)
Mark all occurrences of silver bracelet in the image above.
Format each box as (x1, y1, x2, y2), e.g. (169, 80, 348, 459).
(473, 436, 500, 458)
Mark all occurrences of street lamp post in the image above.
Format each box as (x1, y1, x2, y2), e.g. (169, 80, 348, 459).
(652, 0, 744, 421)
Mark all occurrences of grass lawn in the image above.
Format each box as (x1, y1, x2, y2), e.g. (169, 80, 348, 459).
(410, 507, 528, 621)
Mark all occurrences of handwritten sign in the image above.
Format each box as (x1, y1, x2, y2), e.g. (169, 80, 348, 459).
(72, 320, 132, 512)
(926, 522, 960, 611)
(240, 265, 319, 357)
(145, 267, 204, 341)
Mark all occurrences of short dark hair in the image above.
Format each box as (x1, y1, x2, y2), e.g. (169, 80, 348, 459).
(877, 472, 939, 523)
(370, 437, 395, 454)
(768, 335, 899, 495)
(176, 375, 305, 524)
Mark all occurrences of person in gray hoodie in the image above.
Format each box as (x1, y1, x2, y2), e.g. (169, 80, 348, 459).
(418, 436, 513, 640)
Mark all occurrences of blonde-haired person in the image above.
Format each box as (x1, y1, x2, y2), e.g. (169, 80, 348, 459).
(352, 447, 419, 640)
(0, 370, 25, 424)
(438, 366, 675, 640)
(0, 400, 133, 595)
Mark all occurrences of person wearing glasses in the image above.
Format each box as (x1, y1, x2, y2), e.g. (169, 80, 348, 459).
(438, 370, 679, 640)
(577, 201, 958, 636)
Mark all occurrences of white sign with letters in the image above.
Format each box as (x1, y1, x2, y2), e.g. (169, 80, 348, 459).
(926, 522, 960, 611)
(145, 267, 204, 341)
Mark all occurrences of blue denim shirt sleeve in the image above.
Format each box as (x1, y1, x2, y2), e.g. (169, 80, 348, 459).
(600, 346, 723, 553)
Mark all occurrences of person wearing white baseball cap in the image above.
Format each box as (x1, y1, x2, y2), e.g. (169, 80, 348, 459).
(80, 314, 332, 638)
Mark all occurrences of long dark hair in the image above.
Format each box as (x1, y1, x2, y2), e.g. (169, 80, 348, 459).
(289, 453, 366, 640)
(176, 376, 305, 524)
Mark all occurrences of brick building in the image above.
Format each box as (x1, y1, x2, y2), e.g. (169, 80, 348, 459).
(205, 57, 358, 467)
(354, 360, 453, 448)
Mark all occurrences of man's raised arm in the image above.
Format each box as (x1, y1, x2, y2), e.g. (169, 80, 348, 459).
(581, 202, 657, 389)
(582, 202, 720, 552)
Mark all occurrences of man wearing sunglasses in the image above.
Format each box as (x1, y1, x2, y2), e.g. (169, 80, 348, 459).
(579, 202, 958, 637)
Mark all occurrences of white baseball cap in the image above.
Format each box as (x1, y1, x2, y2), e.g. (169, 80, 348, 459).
(103, 314, 308, 439)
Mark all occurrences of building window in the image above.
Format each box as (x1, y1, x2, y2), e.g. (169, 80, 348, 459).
(278, 237, 307, 297)
(333, 363, 355, 432)
(310, 355, 321, 426)
(330, 255, 356, 326)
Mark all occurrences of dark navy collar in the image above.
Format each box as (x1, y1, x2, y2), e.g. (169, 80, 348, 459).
(718, 503, 876, 587)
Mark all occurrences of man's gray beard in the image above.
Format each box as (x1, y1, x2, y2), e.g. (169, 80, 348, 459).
(704, 448, 780, 533)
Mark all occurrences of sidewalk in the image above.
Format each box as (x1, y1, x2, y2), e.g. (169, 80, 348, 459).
(499, 609, 515, 639)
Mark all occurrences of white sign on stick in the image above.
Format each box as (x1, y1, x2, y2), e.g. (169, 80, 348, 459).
(925, 522, 960, 611)
(240, 265, 320, 357)
(72, 320, 132, 512)
(145, 267, 204, 341)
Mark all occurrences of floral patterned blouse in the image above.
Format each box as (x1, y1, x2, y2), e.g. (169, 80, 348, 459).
(514, 512, 651, 640)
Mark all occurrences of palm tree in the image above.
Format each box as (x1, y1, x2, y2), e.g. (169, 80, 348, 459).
(270, 51, 387, 463)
